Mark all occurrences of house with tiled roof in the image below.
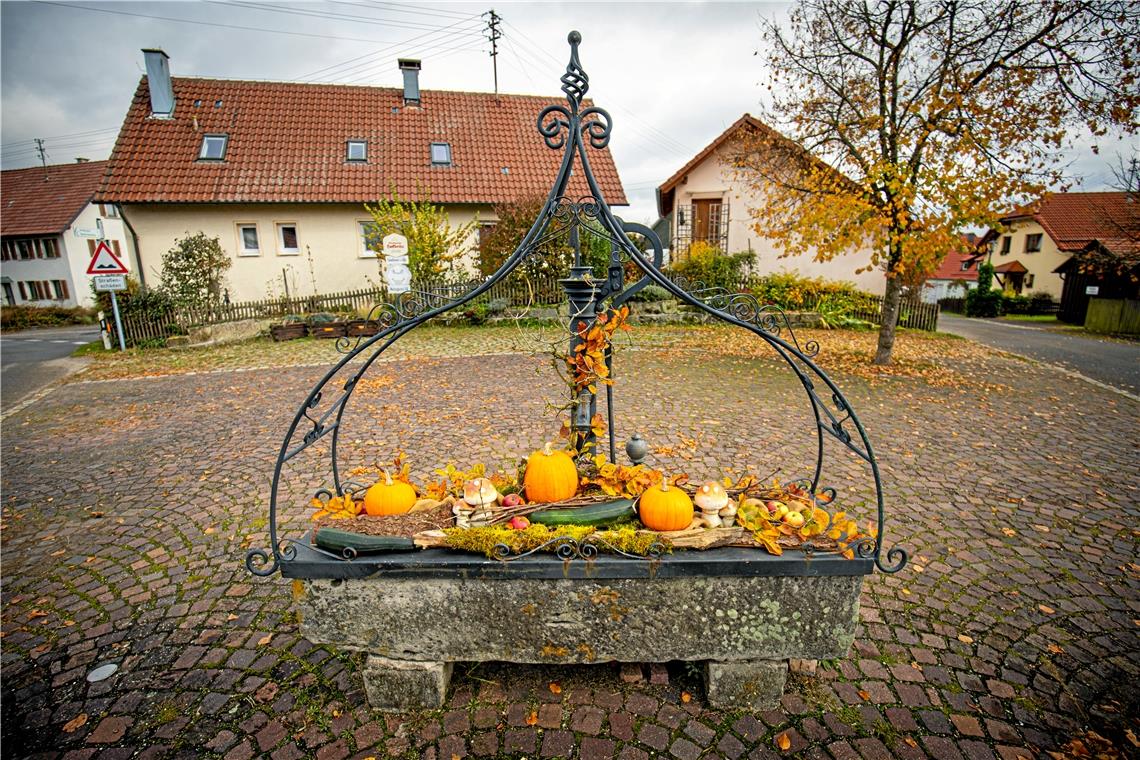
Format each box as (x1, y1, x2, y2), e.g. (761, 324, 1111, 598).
(919, 234, 986, 303)
(97, 50, 627, 302)
(1, 160, 135, 308)
(655, 114, 883, 294)
(982, 191, 1139, 322)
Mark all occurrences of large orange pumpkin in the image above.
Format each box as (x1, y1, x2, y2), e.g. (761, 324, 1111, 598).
(638, 482, 693, 531)
(524, 443, 579, 503)
(363, 472, 417, 516)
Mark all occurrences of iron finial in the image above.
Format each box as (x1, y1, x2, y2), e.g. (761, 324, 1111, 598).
(561, 30, 588, 113)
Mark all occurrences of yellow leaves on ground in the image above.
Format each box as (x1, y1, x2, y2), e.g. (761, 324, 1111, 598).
(957, 634, 974, 645)
(309, 493, 362, 521)
(776, 731, 792, 751)
(681, 691, 692, 703)
(525, 711, 538, 726)
(257, 634, 273, 647)
(548, 682, 562, 695)
(1039, 604, 1056, 615)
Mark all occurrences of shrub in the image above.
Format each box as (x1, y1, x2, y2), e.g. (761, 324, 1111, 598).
(668, 243, 754, 291)
(1000, 293, 1031, 314)
(749, 271, 876, 312)
(0, 305, 97, 331)
(965, 288, 1002, 317)
(627, 284, 672, 303)
(1029, 292, 1056, 314)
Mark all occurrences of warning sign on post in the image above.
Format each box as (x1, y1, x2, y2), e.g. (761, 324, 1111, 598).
(86, 241, 128, 275)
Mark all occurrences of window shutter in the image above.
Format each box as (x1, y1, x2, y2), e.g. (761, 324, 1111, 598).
(112, 240, 122, 257)
(61, 280, 70, 300)
(18, 282, 26, 300)
(98, 204, 106, 216)
(88, 239, 96, 255)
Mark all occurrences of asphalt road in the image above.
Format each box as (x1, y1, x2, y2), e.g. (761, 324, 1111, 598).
(939, 314, 1140, 396)
(1, 325, 101, 410)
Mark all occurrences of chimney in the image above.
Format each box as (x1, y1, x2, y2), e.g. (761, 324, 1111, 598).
(75, 157, 89, 163)
(142, 48, 175, 118)
(398, 59, 421, 107)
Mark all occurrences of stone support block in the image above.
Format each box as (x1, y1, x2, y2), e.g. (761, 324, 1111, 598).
(361, 655, 452, 712)
(705, 659, 788, 711)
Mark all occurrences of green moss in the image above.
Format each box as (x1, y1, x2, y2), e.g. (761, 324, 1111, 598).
(443, 523, 668, 558)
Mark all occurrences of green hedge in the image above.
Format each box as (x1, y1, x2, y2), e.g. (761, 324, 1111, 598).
(0, 305, 98, 332)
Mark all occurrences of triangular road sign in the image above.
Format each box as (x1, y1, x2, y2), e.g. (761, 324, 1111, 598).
(86, 241, 128, 275)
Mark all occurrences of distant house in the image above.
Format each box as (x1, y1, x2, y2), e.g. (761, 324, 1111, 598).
(656, 114, 883, 294)
(982, 191, 1139, 320)
(920, 234, 985, 303)
(1, 160, 134, 308)
(96, 50, 627, 303)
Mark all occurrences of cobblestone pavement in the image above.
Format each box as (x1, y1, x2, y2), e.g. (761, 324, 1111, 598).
(2, 326, 1138, 759)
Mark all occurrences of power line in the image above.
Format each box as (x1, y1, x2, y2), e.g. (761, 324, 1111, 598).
(331, 0, 473, 22)
(2, 126, 119, 149)
(35, 1, 398, 45)
(297, 14, 483, 81)
(204, 0, 480, 34)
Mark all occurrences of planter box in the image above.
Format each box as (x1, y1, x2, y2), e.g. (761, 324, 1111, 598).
(346, 319, 381, 337)
(308, 322, 347, 339)
(269, 323, 306, 341)
(288, 544, 867, 712)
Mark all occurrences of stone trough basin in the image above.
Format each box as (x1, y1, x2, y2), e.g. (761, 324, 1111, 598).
(285, 543, 869, 712)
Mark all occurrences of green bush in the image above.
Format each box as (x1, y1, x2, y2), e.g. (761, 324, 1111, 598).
(1029, 292, 1056, 314)
(667, 243, 754, 291)
(965, 262, 1002, 317)
(1001, 293, 1031, 314)
(627, 284, 672, 303)
(0, 305, 98, 331)
(749, 271, 877, 312)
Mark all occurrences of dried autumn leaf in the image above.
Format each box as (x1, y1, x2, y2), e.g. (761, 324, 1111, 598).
(904, 737, 918, 748)
(857, 689, 870, 701)
(776, 732, 791, 751)
(1001, 527, 1016, 537)
(548, 682, 562, 695)
(62, 713, 87, 733)
(1039, 604, 1056, 614)
(1047, 643, 1064, 655)
(957, 634, 974, 644)
(257, 634, 273, 646)
(681, 691, 692, 703)
(27, 609, 48, 620)
(525, 711, 538, 726)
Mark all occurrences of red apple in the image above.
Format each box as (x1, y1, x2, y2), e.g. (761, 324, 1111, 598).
(508, 516, 530, 530)
(502, 493, 522, 508)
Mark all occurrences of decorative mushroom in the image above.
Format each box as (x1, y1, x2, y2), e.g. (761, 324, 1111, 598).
(719, 497, 738, 528)
(463, 477, 500, 526)
(694, 481, 729, 529)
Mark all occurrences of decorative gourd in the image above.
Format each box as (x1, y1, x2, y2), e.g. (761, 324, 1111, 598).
(363, 471, 417, 516)
(524, 443, 579, 503)
(638, 481, 694, 532)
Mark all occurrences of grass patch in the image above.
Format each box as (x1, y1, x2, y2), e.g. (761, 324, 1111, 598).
(998, 314, 1058, 323)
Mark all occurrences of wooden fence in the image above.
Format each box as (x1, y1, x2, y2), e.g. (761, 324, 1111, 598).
(112, 274, 938, 347)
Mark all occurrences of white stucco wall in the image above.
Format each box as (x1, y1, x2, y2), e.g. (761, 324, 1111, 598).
(1, 202, 134, 308)
(120, 202, 491, 303)
(667, 143, 885, 294)
(986, 219, 1069, 299)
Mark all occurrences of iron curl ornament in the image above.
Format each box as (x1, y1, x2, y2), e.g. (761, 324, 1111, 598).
(245, 30, 907, 578)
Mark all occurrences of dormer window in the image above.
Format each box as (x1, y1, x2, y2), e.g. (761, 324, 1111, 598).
(199, 134, 228, 161)
(346, 140, 367, 162)
(430, 142, 452, 166)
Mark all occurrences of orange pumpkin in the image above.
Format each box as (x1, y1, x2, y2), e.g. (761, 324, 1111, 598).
(638, 482, 694, 531)
(524, 443, 579, 503)
(363, 471, 416, 516)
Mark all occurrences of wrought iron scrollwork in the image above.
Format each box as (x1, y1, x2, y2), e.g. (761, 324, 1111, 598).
(490, 536, 667, 562)
(246, 29, 907, 579)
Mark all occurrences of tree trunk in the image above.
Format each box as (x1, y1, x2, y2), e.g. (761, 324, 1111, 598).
(873, 275, 905, 365)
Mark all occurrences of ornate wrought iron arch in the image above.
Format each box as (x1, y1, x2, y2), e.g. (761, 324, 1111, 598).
(245, 31, 907, 578)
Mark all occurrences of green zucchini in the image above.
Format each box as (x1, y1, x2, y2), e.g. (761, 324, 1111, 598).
(530, 498, 635, 527)
(315, 527, 415, 556)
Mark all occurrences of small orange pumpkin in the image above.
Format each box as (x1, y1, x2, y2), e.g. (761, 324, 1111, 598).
(638, 481, 693, 531)
(363, 471, 416, 516)
(524, 443, 579, 503)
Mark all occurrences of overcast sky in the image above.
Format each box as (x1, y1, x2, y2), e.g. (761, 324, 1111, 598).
(1, 0, 1134, 225)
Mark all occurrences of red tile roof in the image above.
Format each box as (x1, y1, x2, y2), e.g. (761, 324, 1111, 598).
(98, 78, 627, 206)
(1000, 191, 1139, 252)
(993, 260, 1028, 274)
(929, 234, 985, 281)
(1, 161, 108, 237)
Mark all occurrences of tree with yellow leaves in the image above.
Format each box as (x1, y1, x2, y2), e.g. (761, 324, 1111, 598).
(733, 0, 1139, 364)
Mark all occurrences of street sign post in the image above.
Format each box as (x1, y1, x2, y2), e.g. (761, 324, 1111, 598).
(382, 233, 412, 294)
(86, 242, 129, 351)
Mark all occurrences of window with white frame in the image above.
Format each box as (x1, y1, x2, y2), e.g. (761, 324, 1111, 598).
(237, 223, 260, 256)
(276, 223, 300, 255)
(357, 221, 379, 258)
(346, 140, 368, 162)
(199, 134, 228, 160)
(430, 142, 452, 166)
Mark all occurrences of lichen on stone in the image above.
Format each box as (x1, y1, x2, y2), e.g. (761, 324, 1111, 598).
(442, 523, 668, 558)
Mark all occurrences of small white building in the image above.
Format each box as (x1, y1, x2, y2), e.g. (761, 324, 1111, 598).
(1, 160, 135, 308)
(656, 114, 884, 294)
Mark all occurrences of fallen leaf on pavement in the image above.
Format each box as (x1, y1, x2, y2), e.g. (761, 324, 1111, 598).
(681, 691, 692, 703)
(525, 711, 538, 726)
(548, 682, 561, 694)
(62, 714, 87, 733)
(857, 690, 870, 701)
(1047, 644, 1064, 655)
(1039, 604, 1056, 614)
(776, 732, 791, 751)
(957, 634, 974, 644)
(257, 634, 273, 646)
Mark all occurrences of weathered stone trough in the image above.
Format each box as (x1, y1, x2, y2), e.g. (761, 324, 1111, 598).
(286, 545, 868, 711)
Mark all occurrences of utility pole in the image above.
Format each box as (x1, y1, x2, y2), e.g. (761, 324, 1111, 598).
(34, 138, 47, 177)
(484, 9, 501, 94)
